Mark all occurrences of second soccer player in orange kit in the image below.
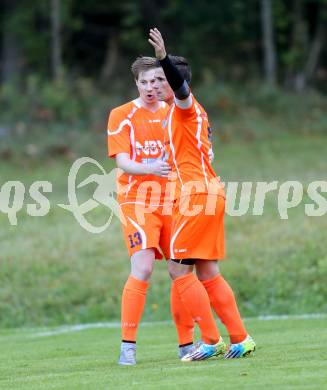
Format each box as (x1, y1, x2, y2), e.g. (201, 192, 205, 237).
(149, 28, 256, 361)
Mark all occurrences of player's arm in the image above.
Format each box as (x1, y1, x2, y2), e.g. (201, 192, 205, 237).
(116, 153, 171, 177)
(148, 28, 192, 109)
(108, 109, 170, 177)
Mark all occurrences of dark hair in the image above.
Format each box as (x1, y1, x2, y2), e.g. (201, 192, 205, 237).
(131, 56, 158, 79)
(169, 55, 192, 84)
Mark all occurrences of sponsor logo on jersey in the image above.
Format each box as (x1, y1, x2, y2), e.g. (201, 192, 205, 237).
(135, 140, 164, 156)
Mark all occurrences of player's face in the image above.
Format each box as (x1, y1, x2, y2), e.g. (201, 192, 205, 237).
(135, 69, 158, 105)
(154, 68, 174, 104)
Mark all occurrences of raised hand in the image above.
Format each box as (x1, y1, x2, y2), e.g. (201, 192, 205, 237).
(148, 28, 167, 60)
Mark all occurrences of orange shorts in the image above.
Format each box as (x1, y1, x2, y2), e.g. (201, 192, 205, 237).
(170, 193, 225, 260)
(119, 202, 171, 260)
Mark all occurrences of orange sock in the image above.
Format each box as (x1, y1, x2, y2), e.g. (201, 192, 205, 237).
(173, 273, 220, 345)
(201, 274, 247, 343)
(121, 275, 149, 342)
(170, 281, 194, 346)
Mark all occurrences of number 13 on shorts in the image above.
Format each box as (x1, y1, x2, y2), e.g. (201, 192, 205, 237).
(128, 232, 143, 248)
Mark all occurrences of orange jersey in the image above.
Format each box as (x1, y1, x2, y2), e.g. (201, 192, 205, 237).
(165, 94, 225, 200)
(107, 99, 169, 205)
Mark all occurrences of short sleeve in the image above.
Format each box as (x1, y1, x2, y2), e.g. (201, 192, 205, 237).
(107, 108, 131, 158)
(174, 94, 197, 120)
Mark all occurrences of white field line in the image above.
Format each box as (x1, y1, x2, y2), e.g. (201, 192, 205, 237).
(32, 313, 327, 337)
(255, 313, 327, 320)
(32, 321, 168, 337)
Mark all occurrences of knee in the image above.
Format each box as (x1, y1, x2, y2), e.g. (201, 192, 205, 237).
(195, 261, 220, 281)
(196, 268, 215, 281)
(131, 249, 154, 281)
(168, 265, 179, 280)
(168, 260, 192, 280)
(133, 262, 153, 280)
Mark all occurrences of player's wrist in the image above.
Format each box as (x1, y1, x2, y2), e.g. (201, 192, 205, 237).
(145, 164, 153, 175)
(158, 51, 166, 60)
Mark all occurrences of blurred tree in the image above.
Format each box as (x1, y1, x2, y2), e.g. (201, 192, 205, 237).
(1, 0, 22, 83)
(100, 28, 119, 82)
(303, 0, 326, 88)
(50, 0, 62, 80)
(282, 0, 326, 90)
(0, 0, 326, 89)
(159, 0, 261, 81)
(65, 1, 124, 77)
(261, 0, 277, 84)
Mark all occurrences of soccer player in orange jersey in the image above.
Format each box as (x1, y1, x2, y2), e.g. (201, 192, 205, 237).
(149, 28, 256, 361)
(107, 57, 195, 365)
(108, 57, 170, 365)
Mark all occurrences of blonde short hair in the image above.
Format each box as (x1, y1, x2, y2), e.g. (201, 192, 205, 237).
(131, 56, 157, 80)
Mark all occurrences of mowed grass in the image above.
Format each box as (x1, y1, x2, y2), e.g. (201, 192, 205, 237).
(0, 317, 326, 390)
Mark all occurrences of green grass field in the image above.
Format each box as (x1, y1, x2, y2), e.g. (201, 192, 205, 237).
(1, 93, 327, 388)
(0, 317, 326, 389)
(1, 134, 327, 327)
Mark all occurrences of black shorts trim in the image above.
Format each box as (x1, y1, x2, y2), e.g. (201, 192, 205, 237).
(171, 258, 196, 265)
